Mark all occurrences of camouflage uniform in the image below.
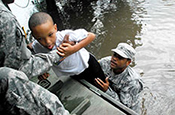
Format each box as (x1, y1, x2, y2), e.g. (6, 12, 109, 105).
(0, 67, 69, 115)
(0, 1, 70, 114)
(99, 56, 143, 111)
(0, 1, 62, 79)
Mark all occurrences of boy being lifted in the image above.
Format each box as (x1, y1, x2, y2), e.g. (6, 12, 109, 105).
(28, 12, 106, 85)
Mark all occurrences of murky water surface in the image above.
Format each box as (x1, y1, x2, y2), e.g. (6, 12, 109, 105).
(9, 0, 175, 114)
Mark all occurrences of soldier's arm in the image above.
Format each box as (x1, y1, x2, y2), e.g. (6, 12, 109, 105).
(19, 50, 63, 79)
(119, 80, 143, 108)
(0, 12, 63, 79)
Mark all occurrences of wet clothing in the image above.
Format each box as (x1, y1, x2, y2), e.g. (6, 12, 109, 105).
(99, 56, 143, 111)
(32, 29, 106, 84)
(0, 67, 69, 115)
(0, 1, 62, 79)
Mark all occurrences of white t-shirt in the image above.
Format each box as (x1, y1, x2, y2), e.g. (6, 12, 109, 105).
(32, 29, 90, 77)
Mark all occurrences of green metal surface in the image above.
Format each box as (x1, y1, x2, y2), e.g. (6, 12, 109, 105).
(43, 69, 138, 115)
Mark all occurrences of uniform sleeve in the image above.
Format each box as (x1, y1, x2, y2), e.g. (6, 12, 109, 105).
(117, 79, 142, 108)
(19, 50, 62, 79)
(105, 87, 120, 101)
(98, 56, 111, 74)
(106, 79, 142, 110)
(0, 11, 62, 79)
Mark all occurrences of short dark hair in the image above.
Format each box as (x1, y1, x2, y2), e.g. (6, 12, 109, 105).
(28, 12, 54, 30)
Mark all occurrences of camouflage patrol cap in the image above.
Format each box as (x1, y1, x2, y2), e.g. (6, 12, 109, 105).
(111, 43, 136, 59)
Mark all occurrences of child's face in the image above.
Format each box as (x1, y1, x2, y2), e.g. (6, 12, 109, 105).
(32, 20, 57, 50)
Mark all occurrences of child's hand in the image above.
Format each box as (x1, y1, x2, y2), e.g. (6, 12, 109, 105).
(57, 43, 76, 57)
(56, 34, 76, 57)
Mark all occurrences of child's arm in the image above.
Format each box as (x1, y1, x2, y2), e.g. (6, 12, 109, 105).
(57, 32, 95, 57)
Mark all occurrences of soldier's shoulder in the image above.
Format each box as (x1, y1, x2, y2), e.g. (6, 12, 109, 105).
(0, 7, 15, 22)
(99, 56, 111, 62)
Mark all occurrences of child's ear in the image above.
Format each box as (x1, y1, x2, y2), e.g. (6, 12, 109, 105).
(54, 24, 57, 30)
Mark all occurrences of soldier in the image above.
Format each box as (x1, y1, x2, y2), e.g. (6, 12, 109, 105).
(0, 67, 69, 115)
(95, 43, 143, 112)
(0, 0, 70, 79)
(0, 0, 71, 114)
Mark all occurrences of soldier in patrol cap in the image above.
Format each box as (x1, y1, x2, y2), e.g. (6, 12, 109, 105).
(95, 43, 143, 113)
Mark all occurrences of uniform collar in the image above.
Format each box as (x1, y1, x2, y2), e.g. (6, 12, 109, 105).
(110, 66, 129, 78)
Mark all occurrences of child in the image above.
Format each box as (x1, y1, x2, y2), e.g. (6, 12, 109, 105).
(28, 12, 105, 85)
